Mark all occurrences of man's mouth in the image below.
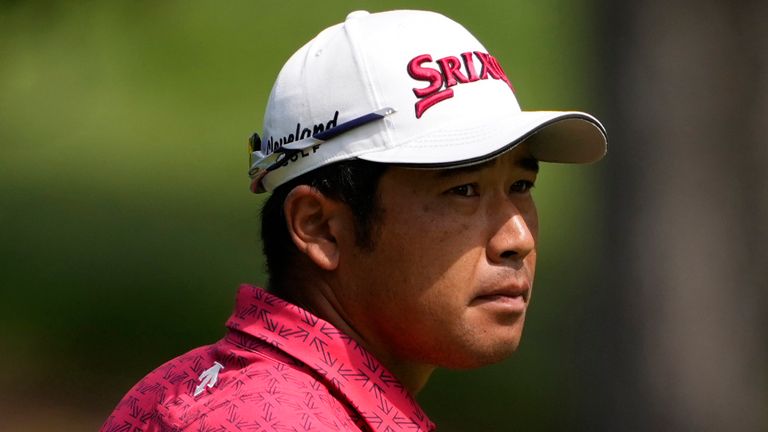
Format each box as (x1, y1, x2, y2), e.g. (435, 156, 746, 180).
(471, 285, 529, 312)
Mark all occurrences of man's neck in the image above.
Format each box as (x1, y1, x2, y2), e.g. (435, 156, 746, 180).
(271, 277, 435, 395)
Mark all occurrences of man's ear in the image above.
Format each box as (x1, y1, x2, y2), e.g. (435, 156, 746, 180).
(283, 185, 345, 271)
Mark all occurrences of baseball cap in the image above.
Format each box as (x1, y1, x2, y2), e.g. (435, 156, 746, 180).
(248, 9, 607, 193)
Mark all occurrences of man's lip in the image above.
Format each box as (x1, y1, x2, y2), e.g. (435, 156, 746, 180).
(469, 290, 528, 313)
(473, 286, 530, 303)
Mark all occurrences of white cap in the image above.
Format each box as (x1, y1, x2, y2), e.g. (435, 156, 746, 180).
(248, 10, 607, 193)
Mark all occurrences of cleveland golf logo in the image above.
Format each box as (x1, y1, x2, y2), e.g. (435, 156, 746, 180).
(407, 51, 514, 118)
(262, 111, 339, 154)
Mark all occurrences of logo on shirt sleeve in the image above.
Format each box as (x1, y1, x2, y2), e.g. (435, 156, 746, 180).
(193, 361, 224, 397)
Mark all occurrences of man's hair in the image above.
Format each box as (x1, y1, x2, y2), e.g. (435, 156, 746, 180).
(260, 159, 388, 293)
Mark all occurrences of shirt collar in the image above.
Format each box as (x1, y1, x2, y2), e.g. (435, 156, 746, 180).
(226, 284, 436, 432)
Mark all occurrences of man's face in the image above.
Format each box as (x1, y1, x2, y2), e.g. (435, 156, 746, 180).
(335, 142, 539, 369)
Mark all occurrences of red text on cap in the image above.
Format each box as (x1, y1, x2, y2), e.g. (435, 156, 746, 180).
(407, 51, 514, 118)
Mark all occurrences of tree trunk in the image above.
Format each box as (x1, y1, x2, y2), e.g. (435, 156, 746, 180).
(585, 1, 768, 430)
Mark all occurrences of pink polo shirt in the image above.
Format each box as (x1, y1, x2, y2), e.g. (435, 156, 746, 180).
(101, 285, 435, 432)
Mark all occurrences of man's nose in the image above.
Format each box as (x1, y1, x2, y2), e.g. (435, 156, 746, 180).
(486, 202, 536, 264)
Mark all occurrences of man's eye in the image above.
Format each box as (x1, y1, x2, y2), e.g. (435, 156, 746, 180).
(449, 184, 478, 197)
(510, 180, 535, 194)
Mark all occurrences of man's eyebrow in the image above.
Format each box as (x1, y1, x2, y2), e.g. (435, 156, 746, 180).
(520, 157, 540, 173)
(436, 156, 540, 177)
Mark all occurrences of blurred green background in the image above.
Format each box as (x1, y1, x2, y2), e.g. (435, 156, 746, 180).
(4, 1, 765, 431)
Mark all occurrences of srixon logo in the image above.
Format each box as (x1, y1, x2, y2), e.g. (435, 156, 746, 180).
(407, 51, 514, 118)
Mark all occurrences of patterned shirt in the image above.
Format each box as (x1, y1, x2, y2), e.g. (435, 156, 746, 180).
(101, 285, 435, 432)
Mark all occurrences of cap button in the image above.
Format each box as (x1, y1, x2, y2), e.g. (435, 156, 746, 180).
(346, 10, 370, 20)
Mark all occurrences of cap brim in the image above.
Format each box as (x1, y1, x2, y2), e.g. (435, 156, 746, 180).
(358, 110, 607, 168)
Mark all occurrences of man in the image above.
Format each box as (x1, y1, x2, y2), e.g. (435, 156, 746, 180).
(102, 9, 606, 432)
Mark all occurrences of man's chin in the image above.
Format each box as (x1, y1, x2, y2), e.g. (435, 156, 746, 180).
(444, 336, 524, 369)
